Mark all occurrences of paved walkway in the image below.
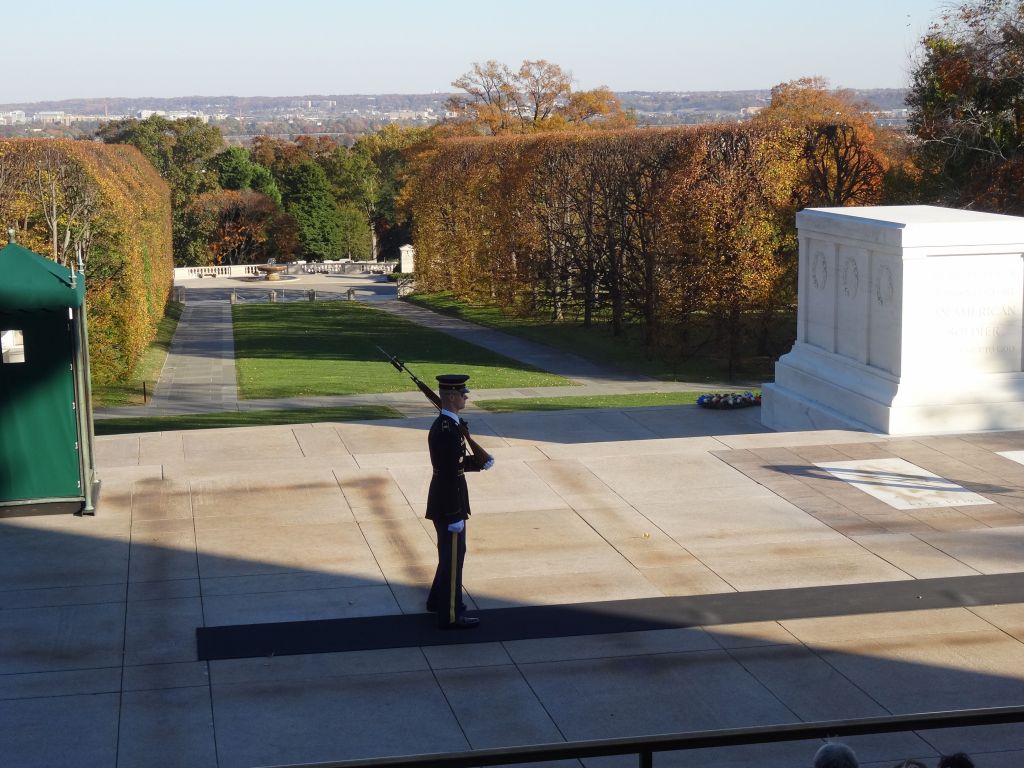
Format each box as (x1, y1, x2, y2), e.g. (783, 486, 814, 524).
(11, 270, 1018, 768)
(96, 272, 752, 419)
(146, 300, 238, 413)
(5, 413, 1024, 767)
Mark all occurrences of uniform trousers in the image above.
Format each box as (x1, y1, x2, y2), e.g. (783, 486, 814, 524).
(427, 519, 467, 627)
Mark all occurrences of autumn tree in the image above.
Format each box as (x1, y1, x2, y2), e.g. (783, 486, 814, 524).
(907, 0, 1024, 211)
(182, 190, 280, 266)
(403, 125, 809, 375)
(754, 77, 888, 206)
(250, 136, 307, 177)
(447, 61, 519, 134)
(801, 123, 887, 206)
(0, 149, 25, 233)
(563, 87, 634, 129)
(447, 59, 634, 134)
(0, 139, 172, 384)
(516, 60, 573, 126)
(666, 128, 799, 375)
(755, 77, 871, 124)
(0, 142, 117, 276)
(522, 135, 595, 322)
(44, 156, 95, 265)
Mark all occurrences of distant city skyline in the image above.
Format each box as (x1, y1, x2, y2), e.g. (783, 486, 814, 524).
(7, 0, 945, 103)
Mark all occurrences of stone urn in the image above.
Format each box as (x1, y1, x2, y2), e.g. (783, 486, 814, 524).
(256, 263, 287, 281)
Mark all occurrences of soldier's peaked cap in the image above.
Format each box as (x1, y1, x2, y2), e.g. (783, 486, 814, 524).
(437, 374, 470, 392)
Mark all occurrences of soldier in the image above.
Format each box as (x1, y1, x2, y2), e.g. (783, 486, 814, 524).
(425, 374, 494, 629)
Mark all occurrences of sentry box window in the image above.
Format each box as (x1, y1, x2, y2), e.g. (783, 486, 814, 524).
(1, 329, 25, 364)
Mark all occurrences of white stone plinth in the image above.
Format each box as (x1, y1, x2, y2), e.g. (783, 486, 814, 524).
(763, 205, 1024, 435)
(399, 244, 416, 274)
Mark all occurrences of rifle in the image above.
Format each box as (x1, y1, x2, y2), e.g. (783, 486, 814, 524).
(377, 346, 494, 466)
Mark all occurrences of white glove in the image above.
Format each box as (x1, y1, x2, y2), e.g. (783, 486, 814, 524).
(483, 458, 495, 470)
(447, 520, 465, 533)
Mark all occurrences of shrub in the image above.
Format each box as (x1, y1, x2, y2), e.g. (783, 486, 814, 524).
(0, 139, 173, 384)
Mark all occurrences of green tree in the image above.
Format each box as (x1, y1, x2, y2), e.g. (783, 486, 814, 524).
(326, 144, 381, 259)
(348, 125, 432, 258)
(907, 0, 1024, 210)
(209, 146, 255, 189)
(278, 160, 342, 261)
(336, 202, 373, 259)
(97, 115, 223, 262)
(250, 135, 372, 258)
(250, 164, 282, 205)
(209, 146, 282, 204)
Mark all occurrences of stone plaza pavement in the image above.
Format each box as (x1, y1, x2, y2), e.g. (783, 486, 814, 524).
(5, 409, 1024, 767)
(8, 272, 1024, 767)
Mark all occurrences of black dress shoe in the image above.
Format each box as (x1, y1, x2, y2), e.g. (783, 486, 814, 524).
(439, 616, 480, 630)
(426, 602, 466, 613)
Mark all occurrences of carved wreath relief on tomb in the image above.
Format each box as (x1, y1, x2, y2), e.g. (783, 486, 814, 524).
(841, 257, 859, 299)
(874, 264, 894, 307)
(812, 251, 828, 290)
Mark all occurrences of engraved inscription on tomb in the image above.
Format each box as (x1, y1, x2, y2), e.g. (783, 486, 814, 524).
(842, 257, 859, 299)
(874, 265, 894, 307)
(812, 251, 828, 290)
(927, 258, 1023, 372)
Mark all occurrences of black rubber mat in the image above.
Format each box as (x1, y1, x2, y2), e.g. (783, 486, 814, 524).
(196, 571, 1024, 660)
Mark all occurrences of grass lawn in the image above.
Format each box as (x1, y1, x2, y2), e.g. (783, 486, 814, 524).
(94, 405, 402, 435)
(92, 301, 184, 407)
(232, 302, 571, 399)
(475, 391, 706, 413)
(405, 292, 782, 383)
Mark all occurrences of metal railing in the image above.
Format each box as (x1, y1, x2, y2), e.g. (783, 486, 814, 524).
(260, 704, 1024, 768)
(396, 275, 415, 297)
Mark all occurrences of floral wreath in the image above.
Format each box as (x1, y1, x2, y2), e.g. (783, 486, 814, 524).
(696, 391, 761, 409)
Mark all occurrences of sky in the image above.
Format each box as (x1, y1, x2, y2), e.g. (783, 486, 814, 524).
(4, 0, 949, 103)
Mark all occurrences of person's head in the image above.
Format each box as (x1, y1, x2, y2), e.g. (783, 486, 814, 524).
(813, 742, 858, 768)
(891, 761, 926, 768)
(437, 374, 470, 413)
(938, 754, 974, 768)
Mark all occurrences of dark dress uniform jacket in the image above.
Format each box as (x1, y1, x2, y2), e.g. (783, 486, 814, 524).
(425, 413, 482, 523)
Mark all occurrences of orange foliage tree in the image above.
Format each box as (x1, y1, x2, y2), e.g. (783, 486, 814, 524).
(664, 127, 802, 374)
(183, 189, 280, 265)
(403, 120, 884, 372)
(753, 77, 890, 207)
(446, 59, 635, 135)
(0, 139, 172, 385)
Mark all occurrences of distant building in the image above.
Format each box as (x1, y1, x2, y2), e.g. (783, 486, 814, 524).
(34, 111, 69, 125)
(385, 110, 436, 121)
(136, 109, 208, 122)
(869, 108, 910, 129)
(0, 110, 26, 125)
(69, 114, 124, 123)
(166, 110, 209, 122)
